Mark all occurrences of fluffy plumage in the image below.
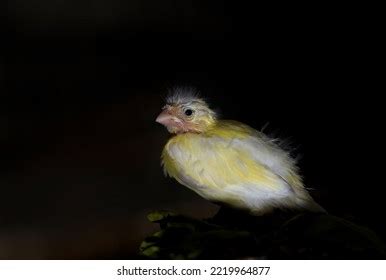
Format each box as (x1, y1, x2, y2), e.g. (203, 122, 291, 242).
(156, 88, 325, 215)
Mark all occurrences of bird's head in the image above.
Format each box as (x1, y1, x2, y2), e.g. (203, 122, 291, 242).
(156, 88, 218, 134)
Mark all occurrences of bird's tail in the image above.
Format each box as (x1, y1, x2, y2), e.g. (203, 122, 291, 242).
(296, 195, 327, 214)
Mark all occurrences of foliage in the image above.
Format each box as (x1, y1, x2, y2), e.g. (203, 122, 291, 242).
(139, 208, 386, 259)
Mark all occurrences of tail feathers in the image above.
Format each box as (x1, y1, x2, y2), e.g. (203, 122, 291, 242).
(297, 197, 327, 214)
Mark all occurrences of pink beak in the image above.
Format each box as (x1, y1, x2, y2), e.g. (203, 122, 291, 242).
(156, 109, 174, 127)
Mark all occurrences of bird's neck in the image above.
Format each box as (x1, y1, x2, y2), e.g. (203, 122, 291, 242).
(174, 117, 218, 135)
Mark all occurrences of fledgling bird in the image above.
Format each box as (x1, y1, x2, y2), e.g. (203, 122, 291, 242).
(156, 88, 325, 215)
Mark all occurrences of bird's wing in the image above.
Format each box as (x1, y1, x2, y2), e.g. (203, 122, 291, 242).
(197, 136, 292, 190)
(200, 120, 296, 184)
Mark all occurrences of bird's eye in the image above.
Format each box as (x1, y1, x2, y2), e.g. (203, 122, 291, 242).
(184, 108, 194, 116)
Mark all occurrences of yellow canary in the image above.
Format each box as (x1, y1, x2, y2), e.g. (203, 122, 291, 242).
(156, 88, 325, 215)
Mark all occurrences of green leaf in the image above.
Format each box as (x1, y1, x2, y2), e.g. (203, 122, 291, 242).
(147, 211, 175, 222)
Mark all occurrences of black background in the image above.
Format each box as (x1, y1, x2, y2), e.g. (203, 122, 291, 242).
(2, 1, 383, 258)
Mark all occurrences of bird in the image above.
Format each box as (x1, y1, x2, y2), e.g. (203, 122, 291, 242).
(156, 87, 325, 216)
